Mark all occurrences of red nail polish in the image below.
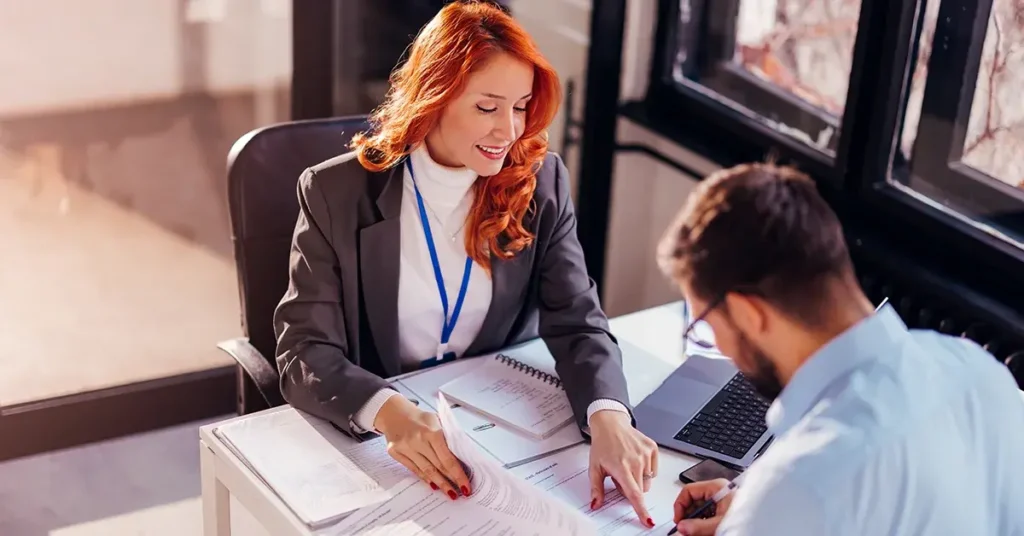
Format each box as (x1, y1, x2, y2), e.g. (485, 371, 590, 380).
(448, 490, 457, 500)
(461, 486, 470, 496)
(646, 517, 654, 527)
(590, 499, 597, 510)
(430, 482, 439, 491)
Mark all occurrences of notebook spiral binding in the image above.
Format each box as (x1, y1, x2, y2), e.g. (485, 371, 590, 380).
(495, 354, 563, 389)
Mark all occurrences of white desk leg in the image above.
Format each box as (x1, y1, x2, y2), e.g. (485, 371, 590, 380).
(201, 442, 232, 536)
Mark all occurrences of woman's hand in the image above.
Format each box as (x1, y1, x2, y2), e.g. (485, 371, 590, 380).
(588, 409, 660, 528)
(373, 396, 471, 500)
(672, 478, 733, 536)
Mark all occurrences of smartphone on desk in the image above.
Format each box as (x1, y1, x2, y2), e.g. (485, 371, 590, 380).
(680, 458, 742, 484)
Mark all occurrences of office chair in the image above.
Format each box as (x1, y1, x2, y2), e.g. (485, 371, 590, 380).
(219, 116, 369, 415)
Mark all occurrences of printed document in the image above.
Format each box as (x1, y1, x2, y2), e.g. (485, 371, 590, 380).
(327, 394, 596, 535)
(512, 445, 679, 535)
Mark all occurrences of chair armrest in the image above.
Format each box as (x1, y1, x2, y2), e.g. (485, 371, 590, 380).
(216, 337, 285, 408)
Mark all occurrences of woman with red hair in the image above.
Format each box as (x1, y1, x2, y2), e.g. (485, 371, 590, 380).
(274, 0, 658, 526)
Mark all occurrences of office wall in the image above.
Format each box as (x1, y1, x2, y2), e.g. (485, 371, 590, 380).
(512, 0, 718, 317)
(0, 0, 705, 317)
(0, 0, 291, 118)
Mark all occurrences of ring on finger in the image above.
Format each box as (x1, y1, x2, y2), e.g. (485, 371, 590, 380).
(642, 472, 655, 480)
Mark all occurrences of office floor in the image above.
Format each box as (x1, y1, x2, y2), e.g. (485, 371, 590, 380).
(0, 416, 268, 536)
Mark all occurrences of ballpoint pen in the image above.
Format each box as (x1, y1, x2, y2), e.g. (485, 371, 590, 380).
(667, 473, 746, 535)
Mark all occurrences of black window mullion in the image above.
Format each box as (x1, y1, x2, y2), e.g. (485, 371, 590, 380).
(697, 0, 740, 73)
(908, 0, 991, 183)
(838, 0, 922, 192)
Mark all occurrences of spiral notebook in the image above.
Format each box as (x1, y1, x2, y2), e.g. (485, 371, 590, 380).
(438, 353, 575, 440)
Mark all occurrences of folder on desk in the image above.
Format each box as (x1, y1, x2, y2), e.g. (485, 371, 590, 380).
(214, 409, 417, 529)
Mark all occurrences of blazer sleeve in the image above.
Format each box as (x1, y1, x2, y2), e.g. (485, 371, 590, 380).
(273, 168, 392, 435)
(538, 154, 633, 429)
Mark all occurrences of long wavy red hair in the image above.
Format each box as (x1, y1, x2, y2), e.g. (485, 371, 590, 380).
(349, 0, 561, 272)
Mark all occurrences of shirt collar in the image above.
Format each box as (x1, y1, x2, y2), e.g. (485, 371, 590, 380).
(766, 304, 907, 436)
(408, 145, 478, 213)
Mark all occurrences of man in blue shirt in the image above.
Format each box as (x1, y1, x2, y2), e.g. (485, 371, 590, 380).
(656, 163, 1024, 536)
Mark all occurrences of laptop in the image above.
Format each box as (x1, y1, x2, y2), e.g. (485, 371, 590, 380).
(636, 297, 890, 469)
(634, 354, 772, 469)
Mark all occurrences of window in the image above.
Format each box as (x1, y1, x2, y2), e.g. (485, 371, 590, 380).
(664, 0, 863, 157)
(897, 0, 1024, 248)
(0, 0, 291, 453)
(647, 0, 1024, 266)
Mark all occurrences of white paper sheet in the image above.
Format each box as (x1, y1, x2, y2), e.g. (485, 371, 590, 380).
(215, 409, 417, 528)
(437, 393, 596, 535)
(324, 395, 596, 535)
(321, 478, 545, 536)
(512, 445, 679, 535)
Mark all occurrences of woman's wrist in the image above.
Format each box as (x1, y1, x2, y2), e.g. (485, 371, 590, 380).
(586, 399, 630, 426)
(373, 395, 420, 436)
(588, 408, 632, 438)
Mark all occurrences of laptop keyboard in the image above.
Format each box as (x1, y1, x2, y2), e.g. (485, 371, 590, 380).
(673, 374, 770, 460)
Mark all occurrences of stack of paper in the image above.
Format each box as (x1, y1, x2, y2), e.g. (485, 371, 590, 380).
(214, 410, 417, 529)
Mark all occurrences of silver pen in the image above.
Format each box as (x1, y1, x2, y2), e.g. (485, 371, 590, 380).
(669, 473, 747, 534)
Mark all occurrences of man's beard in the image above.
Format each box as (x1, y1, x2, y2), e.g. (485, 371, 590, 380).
(736, 331, 784, 401)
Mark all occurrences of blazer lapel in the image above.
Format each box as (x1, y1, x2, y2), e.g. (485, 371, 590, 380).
(465, 244, 528, 357)
(359, 165, 403, 377)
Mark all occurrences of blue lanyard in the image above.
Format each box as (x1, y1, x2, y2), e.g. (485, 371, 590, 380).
(406, 158, 473, 362)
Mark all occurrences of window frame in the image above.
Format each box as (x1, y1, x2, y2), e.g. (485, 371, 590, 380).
(647, 0, 871, 188)
(901, 0, 1024, 235)
(693, 0, 843, 155)
(643, 0, 1024, 301)
(850, 0, 1024, 287)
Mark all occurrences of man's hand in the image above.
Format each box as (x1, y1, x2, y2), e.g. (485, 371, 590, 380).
(673, 478, 733, 536)
(374, 396, 471, 500)
(588, 409, 660, 528)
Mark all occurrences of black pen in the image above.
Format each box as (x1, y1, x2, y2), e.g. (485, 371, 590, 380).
(667, 474, 745, 535)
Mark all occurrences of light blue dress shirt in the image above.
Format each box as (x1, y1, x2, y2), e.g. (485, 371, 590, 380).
(717, 305, 1024, 536)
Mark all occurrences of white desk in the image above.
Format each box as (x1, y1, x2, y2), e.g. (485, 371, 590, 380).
(198, 302, 697, 536)
(198, 302, 1024, 535)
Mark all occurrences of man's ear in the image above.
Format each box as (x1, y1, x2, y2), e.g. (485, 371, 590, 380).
(723, 292, 769, 335)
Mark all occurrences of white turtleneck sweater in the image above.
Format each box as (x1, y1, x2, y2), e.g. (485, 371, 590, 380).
(352, 145, 628, 433)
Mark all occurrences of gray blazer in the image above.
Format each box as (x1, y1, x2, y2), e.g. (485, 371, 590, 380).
(273, 151, 630, 437)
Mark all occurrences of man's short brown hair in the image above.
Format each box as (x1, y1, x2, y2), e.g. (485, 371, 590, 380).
(657, 163, 854, 326)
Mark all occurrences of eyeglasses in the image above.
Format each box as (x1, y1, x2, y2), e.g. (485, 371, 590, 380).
(682, 296, 725, 351)
(683, 294, 892, 353)
(682, 286, 763, 353)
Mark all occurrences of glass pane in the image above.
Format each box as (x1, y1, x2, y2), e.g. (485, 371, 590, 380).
(670, 0, 863, 155)
(0, 0, 291, 406)
(897, 0, 1024, 249)
(901, 0, 1024, 189)
(733, 0, 861, 117)
(960, 0, 1024, 189)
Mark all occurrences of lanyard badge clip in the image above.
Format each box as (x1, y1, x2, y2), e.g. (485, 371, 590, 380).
(408, 158, 472, 369)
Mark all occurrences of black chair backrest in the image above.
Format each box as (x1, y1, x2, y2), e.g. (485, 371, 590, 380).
(226, 116, 369, 361)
